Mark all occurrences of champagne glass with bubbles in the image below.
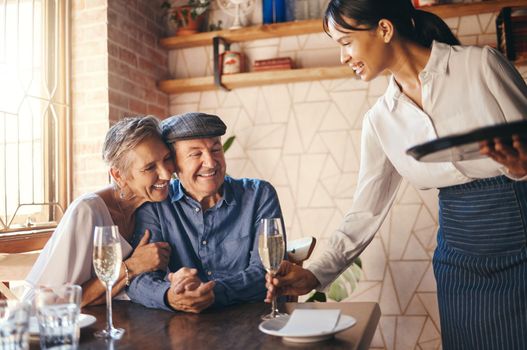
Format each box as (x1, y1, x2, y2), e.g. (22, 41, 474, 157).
(93, 225, 125, 339)
(258, 218, 287, 320)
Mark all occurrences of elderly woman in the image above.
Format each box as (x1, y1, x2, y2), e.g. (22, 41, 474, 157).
(23, 116, 174, 306)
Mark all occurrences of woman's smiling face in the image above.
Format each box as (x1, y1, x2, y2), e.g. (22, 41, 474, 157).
(121, 136, 175, 202)
(328, 16, 390, 81)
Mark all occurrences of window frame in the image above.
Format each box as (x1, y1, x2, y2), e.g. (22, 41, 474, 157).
(0, 0, 71, 247)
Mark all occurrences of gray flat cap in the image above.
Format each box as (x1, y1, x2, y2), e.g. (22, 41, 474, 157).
(161, 112, 227, 143)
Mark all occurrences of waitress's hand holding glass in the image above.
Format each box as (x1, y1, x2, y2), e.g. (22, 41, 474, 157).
(92, 225, 124, 339)
(258, 218, 287, 320)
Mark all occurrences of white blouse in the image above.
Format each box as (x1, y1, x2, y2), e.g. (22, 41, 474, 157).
(22, 193, 133, 301)
(308, 41, 527, 289)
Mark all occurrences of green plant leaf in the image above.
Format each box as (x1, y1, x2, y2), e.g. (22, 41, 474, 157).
(354, 257, 362, 269)
(222, 135, 235, 153)
(327, 280, 348, 302)
(306, 291, 327, 302)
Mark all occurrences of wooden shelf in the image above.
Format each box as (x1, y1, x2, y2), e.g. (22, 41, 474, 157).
(158, 0, 527, 93)
(158, 66, 353, 93)
(160, 0, 527, 50)
(160, 19, 323, 50)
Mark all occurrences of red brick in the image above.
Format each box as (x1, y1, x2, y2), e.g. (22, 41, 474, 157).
(156, 92, 168, 106)
(138, 57, 156, 74)
(107, 41, 120, 57)
(126, 8, 146, 27)
(128, 37, 146, 56)
(141, 32, 156, 48)
(129, 98, 148, 114)
(109, 106, 129, 122)
(145, 88, 157, 101)
(119, 47, 137, 67)
(147, 48, 166, 66)
(107, 26, 127, 44)
(147, 104, 167, 118)
(109, 90, 129, 109)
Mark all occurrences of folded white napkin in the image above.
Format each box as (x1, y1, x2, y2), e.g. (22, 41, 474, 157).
(279, 309, 341, 335)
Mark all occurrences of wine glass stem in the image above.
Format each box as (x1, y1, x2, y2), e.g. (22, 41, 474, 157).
(106, 283, 114, 331)
(270, 270, 278, 317)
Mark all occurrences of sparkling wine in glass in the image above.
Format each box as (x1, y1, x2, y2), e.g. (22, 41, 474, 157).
(93, 225, 125, 339)
(258, 217, 287, 320)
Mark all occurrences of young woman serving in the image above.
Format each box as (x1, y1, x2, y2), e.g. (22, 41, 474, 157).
(266, 0, 527, 348)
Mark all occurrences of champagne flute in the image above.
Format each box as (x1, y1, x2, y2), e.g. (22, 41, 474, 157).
(93, 225, 125, 339)
(258, 217, 287, 320)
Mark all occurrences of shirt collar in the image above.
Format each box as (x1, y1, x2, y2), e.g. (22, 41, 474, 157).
(384, 75, 401, 112)
(422, 40, 450, 75)
(169, 177, 237, 207)
(383, 40, 450, 111)
(216, 177, 236, 207)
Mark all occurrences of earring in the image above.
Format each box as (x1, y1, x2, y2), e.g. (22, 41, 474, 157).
(119, 189, 126, 199)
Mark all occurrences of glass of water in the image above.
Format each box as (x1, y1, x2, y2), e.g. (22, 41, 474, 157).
(257, 217, 287, 320)
(35, 284, 82, 350)
(93, 225, 124, 339)
(0, 300, 30, 350)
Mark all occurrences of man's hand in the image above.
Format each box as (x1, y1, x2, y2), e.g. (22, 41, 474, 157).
(264, 261, 320, 302)
(480, 135, 527, 177)
(126, 229, 171, 276)
(166, 268, 215, 313)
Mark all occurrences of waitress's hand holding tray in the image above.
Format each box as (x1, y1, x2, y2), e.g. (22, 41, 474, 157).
(406, 120, 527, 177)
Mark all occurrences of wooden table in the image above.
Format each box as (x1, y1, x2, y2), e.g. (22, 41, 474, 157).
(32, 301, 380, 349)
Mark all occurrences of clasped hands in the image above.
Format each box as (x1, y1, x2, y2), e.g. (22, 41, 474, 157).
(165, 267, 215, 313)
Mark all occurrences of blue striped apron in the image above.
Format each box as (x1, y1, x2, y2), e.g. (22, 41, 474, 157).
(433, 176, 527, 350)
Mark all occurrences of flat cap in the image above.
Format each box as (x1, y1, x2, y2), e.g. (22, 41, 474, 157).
(161, 112, 227, 143)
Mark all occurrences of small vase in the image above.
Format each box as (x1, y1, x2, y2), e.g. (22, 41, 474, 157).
(172, 6, 206, 36)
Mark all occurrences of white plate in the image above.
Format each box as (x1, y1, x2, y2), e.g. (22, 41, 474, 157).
(259, 314, 357, 343)
(29, 314, 97, 335)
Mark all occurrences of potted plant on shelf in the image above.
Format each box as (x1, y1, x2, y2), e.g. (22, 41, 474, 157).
(161, 0, 211, 36)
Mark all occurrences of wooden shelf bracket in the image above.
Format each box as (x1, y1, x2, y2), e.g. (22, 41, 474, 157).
(213, 36, 231, 92)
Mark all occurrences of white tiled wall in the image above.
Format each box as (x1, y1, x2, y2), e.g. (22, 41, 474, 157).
(167, 9, 527, 350)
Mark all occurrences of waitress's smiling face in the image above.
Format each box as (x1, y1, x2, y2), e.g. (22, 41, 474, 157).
(328, 16, 392, 81)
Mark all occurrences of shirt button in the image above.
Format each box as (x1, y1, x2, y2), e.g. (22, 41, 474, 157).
(202, 240, 207, 245)
(207, 271, 212, 276)
(195, 207, 200, 212)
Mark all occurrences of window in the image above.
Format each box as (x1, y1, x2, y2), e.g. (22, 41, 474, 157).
(0, 0, 70, 235)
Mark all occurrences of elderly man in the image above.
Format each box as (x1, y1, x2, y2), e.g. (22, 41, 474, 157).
(127, 112, 285, 313)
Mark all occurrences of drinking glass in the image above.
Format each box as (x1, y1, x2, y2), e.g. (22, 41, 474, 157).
(258, 217, 287, 320)
(0, 300, 30, 350)
(35, 284, 82, 349)
(93, 225, 124, 339)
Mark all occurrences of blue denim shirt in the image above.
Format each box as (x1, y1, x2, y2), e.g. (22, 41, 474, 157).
(127, 176, 284, 311)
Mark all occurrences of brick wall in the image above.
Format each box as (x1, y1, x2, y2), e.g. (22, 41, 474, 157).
(71, 0, 110, 198)
(107, 0, 169, 123)
(70, 0, 169, 198)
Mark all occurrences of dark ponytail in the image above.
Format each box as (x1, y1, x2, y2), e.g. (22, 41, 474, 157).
(413, 9, 460, 46)
(323, 0, 459, 47)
